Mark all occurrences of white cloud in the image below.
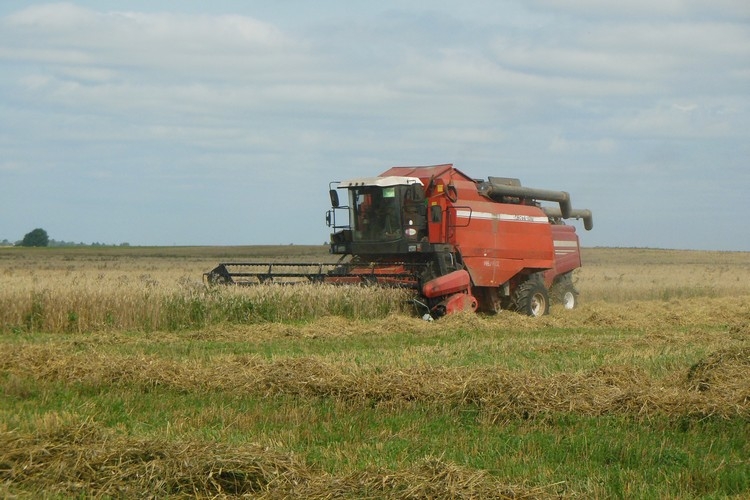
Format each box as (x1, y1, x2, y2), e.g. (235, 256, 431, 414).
(529, 0, 750, 18)
(0, 161, 23, 172)
(0, 47, 92, 65)
(489, 37, 676, 80)
(549, 136, 617, 154)
(2, 3, 304, 80)
(611, 101, 739, 140)
(672, 103, 698, 113)
(19, 74, 52, 90)
(490, 21, 750, 95)
(58, 66, 118, 83)
(4, 3, 291, 48)
(5, 2, 95, 27)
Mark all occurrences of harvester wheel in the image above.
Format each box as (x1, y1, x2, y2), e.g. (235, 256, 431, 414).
(475, 287, 500, 314)
(512, 276, 550, 317)
(550, 274, 578, 310)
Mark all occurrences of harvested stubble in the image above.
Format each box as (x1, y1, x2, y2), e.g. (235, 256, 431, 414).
(0, 415, 538, 499)
(3, 343, 748, 420)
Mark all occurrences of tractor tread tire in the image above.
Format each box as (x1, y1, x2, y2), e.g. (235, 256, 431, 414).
(512, 275, 550, 317)
(550, 273, 579, 310)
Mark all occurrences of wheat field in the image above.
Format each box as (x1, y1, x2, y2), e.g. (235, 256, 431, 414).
(1, 245, 749, 498)
(2, 245, 749, 332)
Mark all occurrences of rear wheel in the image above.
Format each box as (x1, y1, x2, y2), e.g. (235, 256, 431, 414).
(550, 273, 579, 310)
(512, 276, 550, 317)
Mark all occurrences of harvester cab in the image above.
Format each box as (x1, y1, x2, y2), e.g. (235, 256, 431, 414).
(205, 163, 593, 320)
(327, 176, 428, 257)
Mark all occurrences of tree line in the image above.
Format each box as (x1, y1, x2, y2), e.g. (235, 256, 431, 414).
(0, 228, 130, 247)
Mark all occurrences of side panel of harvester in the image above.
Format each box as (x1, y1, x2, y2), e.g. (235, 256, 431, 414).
(451, 199, 556, 287)
(545, 224, 581, 287)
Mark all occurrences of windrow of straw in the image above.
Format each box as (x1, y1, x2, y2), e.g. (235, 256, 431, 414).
(0, 414, 542, 499)
(3, 344, 748, 420)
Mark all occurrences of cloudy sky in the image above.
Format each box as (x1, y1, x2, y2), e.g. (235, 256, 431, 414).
(1, 1, 748, 249)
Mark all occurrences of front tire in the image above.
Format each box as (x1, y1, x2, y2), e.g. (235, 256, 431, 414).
(512, 276, 550, 317)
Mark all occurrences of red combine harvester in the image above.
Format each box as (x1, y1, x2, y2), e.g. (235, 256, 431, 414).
(204, 164, 593, 319)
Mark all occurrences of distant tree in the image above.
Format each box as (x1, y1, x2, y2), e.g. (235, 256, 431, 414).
(21, 228, 49, 247)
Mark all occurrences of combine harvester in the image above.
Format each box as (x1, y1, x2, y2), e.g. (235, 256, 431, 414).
(205, 164, 593, 319)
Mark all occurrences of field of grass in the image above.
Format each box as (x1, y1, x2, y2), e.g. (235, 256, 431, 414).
(1, 245, 749, 498)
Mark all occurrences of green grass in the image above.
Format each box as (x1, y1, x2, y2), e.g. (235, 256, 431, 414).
(3, 314, 749, 498)
(3, 374, 748, 498)
(100, 322, 727, 380)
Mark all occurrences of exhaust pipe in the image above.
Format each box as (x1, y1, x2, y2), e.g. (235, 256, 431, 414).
(542, 207, 593, 231)
(478, 177, 572, 218)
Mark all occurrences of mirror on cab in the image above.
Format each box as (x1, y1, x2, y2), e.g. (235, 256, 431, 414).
(329, 189, 340, 208)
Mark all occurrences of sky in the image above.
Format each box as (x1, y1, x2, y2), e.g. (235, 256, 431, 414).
(1, 1, 748, 250)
